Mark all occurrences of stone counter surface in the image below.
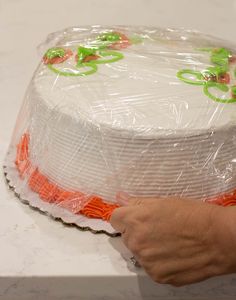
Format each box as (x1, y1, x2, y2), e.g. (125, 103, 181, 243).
(1, 0, 236, 299)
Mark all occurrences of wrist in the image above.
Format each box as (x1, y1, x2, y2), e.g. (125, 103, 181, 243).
(212, 205, 236, 274)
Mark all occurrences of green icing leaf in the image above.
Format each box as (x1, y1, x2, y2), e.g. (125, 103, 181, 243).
(177, 46, 236, 104)
(176, 69, 205, 85)
(77, 46, 97, 65)
(203, 65, 228, 78)
(203, 82, 236, 103)
(97, 32, 121, 42)
(210, 48, 231, 66)
(45, 47, 65, 59)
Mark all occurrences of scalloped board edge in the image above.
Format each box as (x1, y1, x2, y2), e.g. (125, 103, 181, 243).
(2, 164, 119, 237)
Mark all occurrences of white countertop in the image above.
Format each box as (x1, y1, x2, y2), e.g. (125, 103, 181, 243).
(1, 0, 236, 299)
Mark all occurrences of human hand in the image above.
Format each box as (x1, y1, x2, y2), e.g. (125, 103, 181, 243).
(110, 193, 236, 286)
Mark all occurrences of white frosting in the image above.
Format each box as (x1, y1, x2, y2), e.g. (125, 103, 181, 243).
(26, 27, 236, 202)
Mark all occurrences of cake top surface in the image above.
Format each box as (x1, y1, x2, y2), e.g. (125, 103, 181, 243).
(33, 26, 236, 137)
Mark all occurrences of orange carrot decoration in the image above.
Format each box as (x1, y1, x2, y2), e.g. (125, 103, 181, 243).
(108, 32, 131, 50)
(43, 48, 73, 65)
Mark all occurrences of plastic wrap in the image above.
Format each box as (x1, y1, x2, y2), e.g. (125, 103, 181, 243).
(4, 26, 236, 234)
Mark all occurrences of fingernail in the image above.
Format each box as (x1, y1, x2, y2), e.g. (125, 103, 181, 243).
(116, 191, 130, 206)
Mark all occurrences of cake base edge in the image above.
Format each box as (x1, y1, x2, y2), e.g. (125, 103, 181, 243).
(2, 163, 119, 237)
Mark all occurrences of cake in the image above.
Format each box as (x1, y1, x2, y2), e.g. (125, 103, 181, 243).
(4, 26, 236, 232)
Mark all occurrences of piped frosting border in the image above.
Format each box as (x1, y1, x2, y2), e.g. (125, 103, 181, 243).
(15, 133, 119, 221)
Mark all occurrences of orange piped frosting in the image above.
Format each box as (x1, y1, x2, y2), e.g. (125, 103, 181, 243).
(80, 196, 119, 220)
(15, 133, 119, 221)
(207, 191, 236, 207)
(15, 133, 32, 178)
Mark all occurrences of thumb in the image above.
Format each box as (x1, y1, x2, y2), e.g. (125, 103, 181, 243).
(116, 191, 158, 206)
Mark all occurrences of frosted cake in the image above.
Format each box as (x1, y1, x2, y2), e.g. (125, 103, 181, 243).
(4, 26, 236, 233)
